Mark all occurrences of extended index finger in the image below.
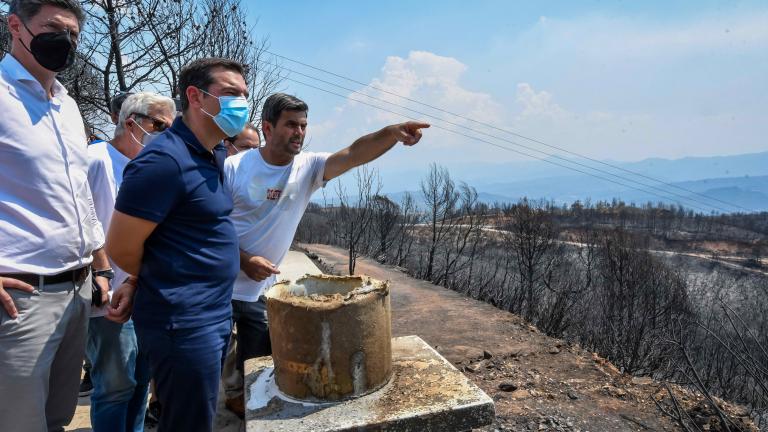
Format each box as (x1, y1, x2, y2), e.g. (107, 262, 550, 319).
(406, 121, 430, 130)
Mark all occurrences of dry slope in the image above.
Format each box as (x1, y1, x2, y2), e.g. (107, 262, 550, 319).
(300, 243, 756, 432)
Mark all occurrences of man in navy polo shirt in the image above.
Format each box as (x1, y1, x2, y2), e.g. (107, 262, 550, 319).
(106, 57, 249, 432)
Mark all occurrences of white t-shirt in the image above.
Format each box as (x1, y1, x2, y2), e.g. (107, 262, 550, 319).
(224, 149, 331, 301)
(87, 141, 130, 317)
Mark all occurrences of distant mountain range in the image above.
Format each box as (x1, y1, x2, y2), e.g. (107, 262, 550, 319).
(321, 151, 768, 213)
(471, 175, 768, 212)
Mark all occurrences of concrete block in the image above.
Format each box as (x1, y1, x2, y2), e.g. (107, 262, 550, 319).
(245, 335, 495, 431)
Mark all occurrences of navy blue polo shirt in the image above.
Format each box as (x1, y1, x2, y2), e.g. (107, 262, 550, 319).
(115, 117, 239, 329)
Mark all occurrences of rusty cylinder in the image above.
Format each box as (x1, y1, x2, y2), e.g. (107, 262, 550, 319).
(265, 275, 392, 401)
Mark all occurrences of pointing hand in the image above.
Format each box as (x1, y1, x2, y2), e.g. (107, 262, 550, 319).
(390, 121, 430, 146)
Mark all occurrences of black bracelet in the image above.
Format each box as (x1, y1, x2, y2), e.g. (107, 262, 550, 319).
(93, 268, 115, 280)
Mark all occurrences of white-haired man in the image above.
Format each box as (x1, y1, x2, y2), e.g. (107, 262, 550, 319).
(86, 92, 175, 432)
(80, 91, 132, 397)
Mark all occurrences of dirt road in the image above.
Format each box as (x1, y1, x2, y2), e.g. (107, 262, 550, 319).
(301, 243, 698, 431)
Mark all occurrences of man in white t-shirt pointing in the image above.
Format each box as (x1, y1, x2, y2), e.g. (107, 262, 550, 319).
(221, 93, 428, 416)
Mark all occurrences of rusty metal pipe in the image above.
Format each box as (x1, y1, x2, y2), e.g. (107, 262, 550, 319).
(265, 275, 392, 401)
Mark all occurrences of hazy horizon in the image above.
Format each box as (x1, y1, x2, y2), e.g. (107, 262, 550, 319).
(250, 0, 768, 174)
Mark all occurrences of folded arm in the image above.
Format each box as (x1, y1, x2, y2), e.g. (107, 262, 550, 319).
(106, 211, 158, 276)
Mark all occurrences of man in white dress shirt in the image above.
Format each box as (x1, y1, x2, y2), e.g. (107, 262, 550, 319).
(0, 1, 114, 430)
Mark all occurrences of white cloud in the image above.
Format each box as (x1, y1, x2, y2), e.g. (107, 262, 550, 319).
(305, 49, 716, 167)
(309, 50, 506, 156)
(515, 83, 567, 119)
(354, 50, 504, 126)
(304, 6, 768, 174)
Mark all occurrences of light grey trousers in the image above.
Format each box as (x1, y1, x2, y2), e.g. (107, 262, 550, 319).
(0, 273, 91, 432)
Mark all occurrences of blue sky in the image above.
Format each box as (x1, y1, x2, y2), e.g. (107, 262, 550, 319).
(246, 1, 768, 177)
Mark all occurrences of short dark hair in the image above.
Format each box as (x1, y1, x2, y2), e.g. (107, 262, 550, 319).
(261, 93, 308, 125)
(178, 57, 246, 111)
(109, 92, 133, 116)
(9, 0, 85, 26)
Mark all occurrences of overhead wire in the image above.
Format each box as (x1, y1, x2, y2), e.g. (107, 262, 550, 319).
(262, 51, 752, 213)
(258, 59, 744, 214)
(264, 50, 752, 213)
(282, 76, 730, 214)
(285, 75, 727, 214)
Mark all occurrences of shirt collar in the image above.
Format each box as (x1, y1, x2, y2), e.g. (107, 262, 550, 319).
(170, 116, 226, 160)
(1, 55, 36, 83)
(0, 54, 69, 101)
(51, 80, 68, 99)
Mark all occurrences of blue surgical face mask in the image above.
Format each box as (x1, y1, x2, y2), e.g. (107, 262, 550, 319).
(198, 88, 250, 137)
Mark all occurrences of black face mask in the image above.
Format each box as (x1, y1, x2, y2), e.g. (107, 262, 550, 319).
(21, 21, 76, 73)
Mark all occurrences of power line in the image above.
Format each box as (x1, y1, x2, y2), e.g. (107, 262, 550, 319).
(266, 50, 750, 212)
(258, 58, 744, 214)
(286, 75, 726, 214)
(264, 50, 753, 213)
(261, 60, 738, 213)
(284, 76, 727, 214)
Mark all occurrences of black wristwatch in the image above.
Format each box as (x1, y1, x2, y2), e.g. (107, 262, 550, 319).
(91, 268, 114, 307)
(93, 268, 115, 280)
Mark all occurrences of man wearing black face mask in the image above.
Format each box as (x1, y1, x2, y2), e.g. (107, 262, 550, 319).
(17, 18, 78, 72)
(0, 1, 114, 431)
